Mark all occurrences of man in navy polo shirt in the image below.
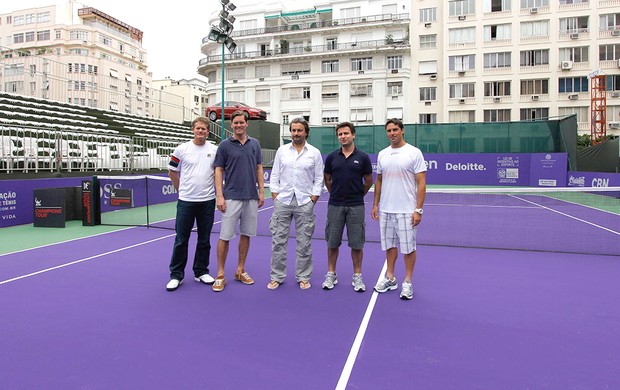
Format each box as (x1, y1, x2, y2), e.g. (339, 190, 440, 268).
(322, 121, 373, 292)
(213, 110, 265, 292)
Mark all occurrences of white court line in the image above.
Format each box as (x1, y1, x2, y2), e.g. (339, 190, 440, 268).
(335, 260, 388, 390)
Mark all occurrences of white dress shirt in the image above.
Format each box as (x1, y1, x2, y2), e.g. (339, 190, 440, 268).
(270, 141, 324, 206)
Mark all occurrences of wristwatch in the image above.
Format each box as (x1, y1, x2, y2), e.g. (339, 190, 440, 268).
(414, 208, 424, 215)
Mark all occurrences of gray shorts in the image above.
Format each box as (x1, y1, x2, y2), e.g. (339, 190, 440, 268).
(219, 199, 258, 241)
(325, 204, 366, 250)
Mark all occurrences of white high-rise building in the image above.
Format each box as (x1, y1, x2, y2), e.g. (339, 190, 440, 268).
(198, 0, 411, 138)
(0, 2, 184, 122)
(199, 0, 620, 138)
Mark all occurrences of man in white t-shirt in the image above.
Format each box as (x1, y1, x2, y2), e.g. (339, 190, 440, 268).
(371, 118, 427, 300)
(165, 117, 218, 291)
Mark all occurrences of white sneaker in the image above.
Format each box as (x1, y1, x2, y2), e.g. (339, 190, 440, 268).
(194, 274, 215, 285)
(166, 279, 182, 291)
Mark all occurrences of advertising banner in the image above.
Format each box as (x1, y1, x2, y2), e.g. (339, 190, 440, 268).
(567, 171, 620, 187)
(33, 188, 65, 228)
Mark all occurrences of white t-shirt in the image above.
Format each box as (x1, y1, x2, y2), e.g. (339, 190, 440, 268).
(376, 143, 426, 213)
(168, 141, 218, 202)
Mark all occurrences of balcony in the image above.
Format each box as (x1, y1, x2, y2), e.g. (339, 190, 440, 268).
(209, 12, 410, 40)
(199, 38, 410, 67)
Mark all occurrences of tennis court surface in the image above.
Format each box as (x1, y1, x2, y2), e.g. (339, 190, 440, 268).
(1, 184, 619, 389)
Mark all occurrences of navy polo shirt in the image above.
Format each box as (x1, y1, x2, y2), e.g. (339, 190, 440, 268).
(214, 135, 262, 200)
(324, 147, 372, 206)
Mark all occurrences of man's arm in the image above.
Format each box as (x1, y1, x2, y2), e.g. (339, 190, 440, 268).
(168, 170, 180, 191)
(310, 152, 324, 203)
(362, 173, 373, 195)
(324, 173, 332, 193)
(412, 171, 427, 226)
(371, 173, 382, 221)
(256, 164, 265, 208)
(215, 167, 226, 212)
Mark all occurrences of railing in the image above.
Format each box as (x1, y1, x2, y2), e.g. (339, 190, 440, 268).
(203, 12, 409, 42)
(200, 38, 410, 65)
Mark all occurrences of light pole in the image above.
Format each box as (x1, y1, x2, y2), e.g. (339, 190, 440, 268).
(208, 0, 237, 140)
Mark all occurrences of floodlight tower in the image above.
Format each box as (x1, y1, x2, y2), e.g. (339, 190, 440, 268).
(207, 0, 237, 139)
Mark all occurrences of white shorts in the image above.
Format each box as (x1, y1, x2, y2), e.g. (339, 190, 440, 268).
(379, 212, 417, 254)
(219, 199, 258, 241)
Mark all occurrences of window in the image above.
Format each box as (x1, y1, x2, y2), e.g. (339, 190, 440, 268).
(303, 87, 310, 99)
(37, 30, 50, 41)
(485, 0, 511, 12)
(520, 49, 549, 66)
(420, 87, 437, 101)
(341, 7, 361, 18)
(559, 0, 589, 4)
(100, 34, 112, 46)
(282, 87, 309, 100)
(521, 0, 549, 7)
(420, 34, 437, 49)
(449, 0, 476, 16)
(449, 83, 476, 98)
(326, 38, 338, 50)
(351, 108, 373, 123)
(13, 33, 24, 44)
(387, 56, 403, 70)
(484, 81, 511, 96)
(240, 19, 257, 30)
(521, 79, 549, 94)
(449, 27, 476, 44)
(256, 65, 270, 78)
(449, 55, 476, 71)
(351, 83, 373, 96)
(69, 30, 89, 40)
(419, 114, 437, 124)
(386, 108, 403, 120)
(520, 108, 549, 120)
(256, 89, 270, 104)
(599, 44, 620, 61)
(387, 82, 403, 96)
(281, 62, 311, 75)
(322, 60, 339, 73)
(322, 110, 339, 124)
(559, 16, 589, 34)
(419, 8, 437, 23)
(282, 114, 289, 125)
(382, 4, 398, 14)
(69, 49, 88, 56)
(449, 110, 476, 123)
(5, 81, 24, 93)
(4, 64, 24, 76)
(484, 24, 511, 41)
(37, 12, 50, 23)
(606, 74, 620, 91)
(484, 109, 511, 122)
(322, 85, 339, 99)
(600, 13, 620, 31)
(559, 46, 589, 62)
(558, 106, 588, 124)
(419, 60, 439, 74)
(25, 14, 35, 24)
(521, 21, 550, 38)
(484, 52, 511, 68)
(351, 58, 373, 71)
(558, 77, 588, 93)
(14, 15, 24, 26)
(226, 68, 245, 80)
(88, 65, 98, 74)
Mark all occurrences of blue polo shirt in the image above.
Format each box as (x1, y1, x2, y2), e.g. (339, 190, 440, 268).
(214, 135, 262, 200)
(324, 147, 372, 206)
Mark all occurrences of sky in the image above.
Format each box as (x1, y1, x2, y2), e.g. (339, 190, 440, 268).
(0, 0, 313, 81)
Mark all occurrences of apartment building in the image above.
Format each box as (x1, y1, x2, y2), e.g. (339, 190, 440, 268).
(404, 0, 620, 136)
(0, 2, 185, 122)
(198, 0, 411, 137)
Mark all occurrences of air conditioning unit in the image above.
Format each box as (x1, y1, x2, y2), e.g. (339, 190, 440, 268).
(561, 61, 573, 70)
(291, 74, 299, 80)
(493, 96, 501, 102)
(424, 22, 432, 28)
(458, 15, 466, 21)
(612, 92, 620, 98)
(458, 70, 466, 76)
(568, 94, 578, 100)
(233, 79, 238, 83)
(358, 70, 365, 74)
(459, 98, 466, 104)
(430, 74, 437, 80)
(569, 33, 579, 39)
(611, 30, 620, 36)
(531, 95, 540, 101)
(258, 77, 265, 82)
(530, 7, 538, 14)
(391, 69, 399, 74)
(609, 122, 620, 129)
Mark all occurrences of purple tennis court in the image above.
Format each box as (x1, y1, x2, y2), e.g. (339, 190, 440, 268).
(1, 191, 619, 389)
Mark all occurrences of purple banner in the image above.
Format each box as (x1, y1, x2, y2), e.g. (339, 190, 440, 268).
(567, 171, 620, 187)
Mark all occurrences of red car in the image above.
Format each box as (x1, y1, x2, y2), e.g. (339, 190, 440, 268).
(206, 101, 267, 122)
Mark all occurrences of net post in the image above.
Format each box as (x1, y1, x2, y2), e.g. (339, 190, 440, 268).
(145, 176, 150, 229)
(81, 175, 101, 226)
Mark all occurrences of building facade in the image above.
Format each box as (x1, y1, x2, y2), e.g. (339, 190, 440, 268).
(198, 0, 411, 139)
(0, 2, 185, 122)
(199, 0, 620, 138)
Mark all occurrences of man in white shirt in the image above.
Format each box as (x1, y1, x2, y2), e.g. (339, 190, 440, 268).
(267, 118, 324, 290)
(166, 117, 218, 291)
(371, 118, 427, 300)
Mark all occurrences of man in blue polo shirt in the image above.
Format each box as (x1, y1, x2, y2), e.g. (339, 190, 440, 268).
(322, 121, 373, 292)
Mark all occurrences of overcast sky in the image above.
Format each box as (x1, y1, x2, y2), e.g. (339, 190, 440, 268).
(1, 0, 313, 81)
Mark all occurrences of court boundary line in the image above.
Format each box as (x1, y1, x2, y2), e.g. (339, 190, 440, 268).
(335, 260, 388, 390)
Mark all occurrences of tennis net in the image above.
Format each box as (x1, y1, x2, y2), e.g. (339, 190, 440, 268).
(93, 175, 620, 256)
